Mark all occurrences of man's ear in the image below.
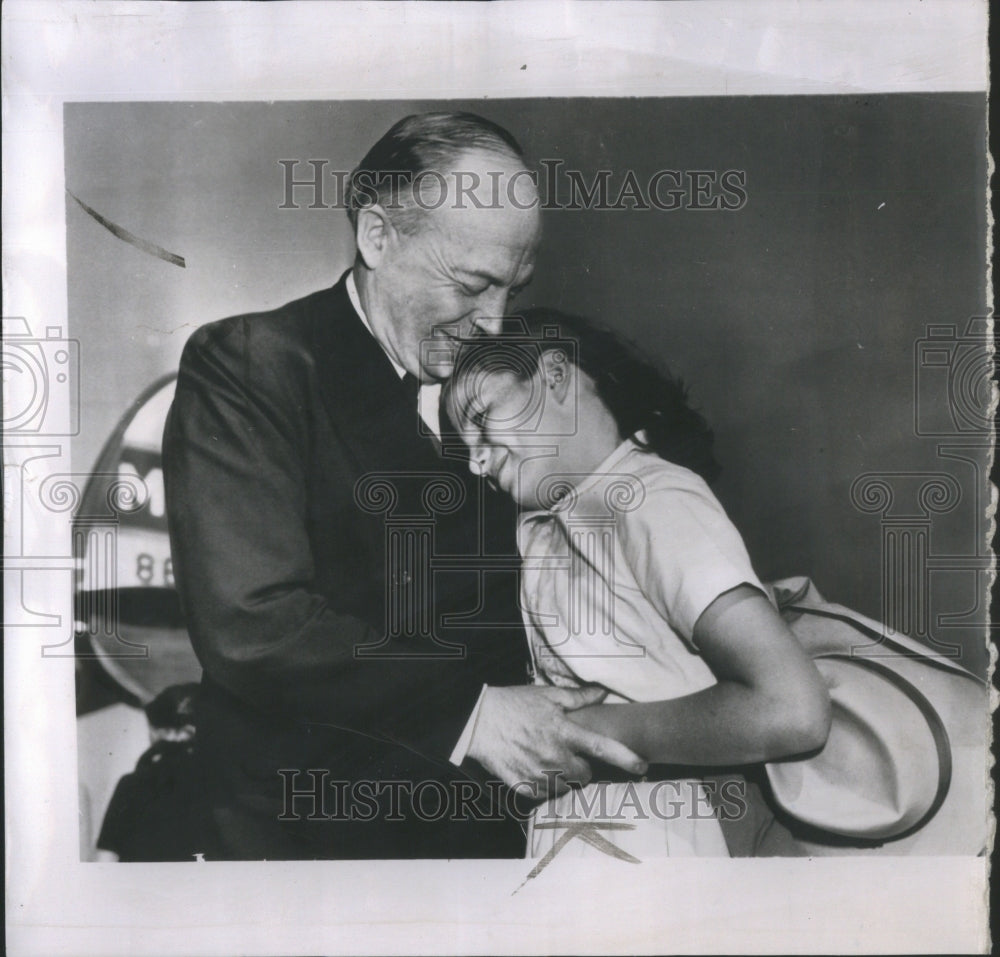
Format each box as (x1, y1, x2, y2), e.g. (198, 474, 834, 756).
(354, 204, 394, 269)
(540, 348, 572, 403)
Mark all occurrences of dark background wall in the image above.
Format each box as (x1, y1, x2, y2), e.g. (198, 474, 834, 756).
(64, 95, 990, 674)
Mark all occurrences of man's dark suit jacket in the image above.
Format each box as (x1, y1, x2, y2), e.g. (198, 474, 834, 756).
(163, 273, 528, 859)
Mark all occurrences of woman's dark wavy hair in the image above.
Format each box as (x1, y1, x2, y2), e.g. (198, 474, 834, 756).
(448, 307, 721, 484)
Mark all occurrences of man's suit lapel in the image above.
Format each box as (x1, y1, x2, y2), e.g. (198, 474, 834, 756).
(306, 274, 445, 475)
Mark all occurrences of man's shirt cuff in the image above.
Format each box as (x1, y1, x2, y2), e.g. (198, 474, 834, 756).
(449, 684, 488, 766)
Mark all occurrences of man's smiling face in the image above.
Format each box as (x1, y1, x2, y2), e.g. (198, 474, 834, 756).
(358, 149, 541, 382)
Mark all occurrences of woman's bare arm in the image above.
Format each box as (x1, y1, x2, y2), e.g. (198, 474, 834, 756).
(567, 585, 831, 766)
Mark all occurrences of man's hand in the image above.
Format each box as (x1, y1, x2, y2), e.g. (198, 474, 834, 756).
(467, 685, 648, 800)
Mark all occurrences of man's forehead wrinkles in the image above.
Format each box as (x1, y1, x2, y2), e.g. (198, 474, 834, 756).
(454, 246, 537, 286)
(457, 264, 532, 287)
(417, 232, 453, 275)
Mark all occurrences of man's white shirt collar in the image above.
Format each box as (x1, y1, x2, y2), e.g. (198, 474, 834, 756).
(346, 269, 441, 438)
(347, 270, 406, 379)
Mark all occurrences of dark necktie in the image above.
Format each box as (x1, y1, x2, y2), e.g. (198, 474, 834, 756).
(402, 373, 444, 454)
(401, 372, 421, 410)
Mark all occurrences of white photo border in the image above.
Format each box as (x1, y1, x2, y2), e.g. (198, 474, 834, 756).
(3, 2, 991, 955)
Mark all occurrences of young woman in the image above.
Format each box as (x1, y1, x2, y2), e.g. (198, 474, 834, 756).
(444, 308, 831, 859)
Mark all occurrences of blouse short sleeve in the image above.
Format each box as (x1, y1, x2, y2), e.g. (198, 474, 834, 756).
(617, 459, 765, 646)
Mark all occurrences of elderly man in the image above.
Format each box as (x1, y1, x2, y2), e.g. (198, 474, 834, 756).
(163, 112, 645, 860)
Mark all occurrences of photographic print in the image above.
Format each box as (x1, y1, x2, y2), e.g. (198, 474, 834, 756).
(4, 2, 992, 954)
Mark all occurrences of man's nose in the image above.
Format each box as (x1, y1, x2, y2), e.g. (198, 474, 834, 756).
(468, 443, 490, 477)
(472, 290, 510, 335)
(472, 314, 504, 337)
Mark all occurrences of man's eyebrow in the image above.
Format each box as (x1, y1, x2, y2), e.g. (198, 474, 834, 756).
(456, 269, 503, 285)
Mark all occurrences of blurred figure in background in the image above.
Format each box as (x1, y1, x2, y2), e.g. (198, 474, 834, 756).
(96, 683, 214, 862)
